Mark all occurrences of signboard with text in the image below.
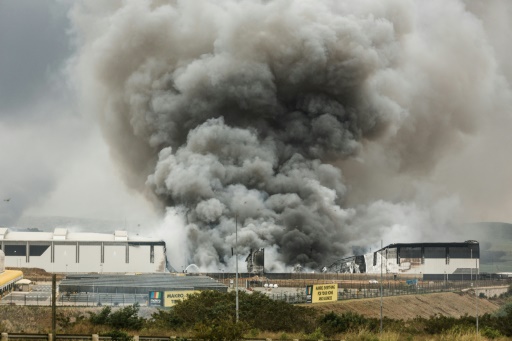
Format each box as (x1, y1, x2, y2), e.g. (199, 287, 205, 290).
(310, 283, 338, 303)
(148, 291, 163, 306)
(164, 290, 199, 307)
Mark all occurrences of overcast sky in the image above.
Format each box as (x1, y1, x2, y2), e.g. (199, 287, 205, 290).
(0, 0, 158, 228)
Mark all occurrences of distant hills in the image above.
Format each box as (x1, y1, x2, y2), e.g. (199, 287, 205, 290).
(463, 222, 512, 273)
(13, 215, 152, 234)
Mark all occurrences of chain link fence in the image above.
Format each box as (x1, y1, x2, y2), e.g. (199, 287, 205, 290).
(1, 278, 510, 306)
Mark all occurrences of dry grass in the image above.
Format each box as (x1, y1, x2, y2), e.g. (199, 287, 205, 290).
(306, 292, 500, 320)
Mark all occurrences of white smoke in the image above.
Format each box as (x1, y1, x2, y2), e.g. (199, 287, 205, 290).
(69, 0, 512, 271)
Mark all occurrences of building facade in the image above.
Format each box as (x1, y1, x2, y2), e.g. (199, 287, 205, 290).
(329, 241, 480, 280)
(0, 227, 168, 273)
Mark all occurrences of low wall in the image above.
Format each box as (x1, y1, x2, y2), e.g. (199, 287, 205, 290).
(476, 286, 509, 297)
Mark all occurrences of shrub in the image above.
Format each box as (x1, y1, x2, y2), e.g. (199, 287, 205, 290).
(108, 303, 144, 330)
(103, 329, 133, 341)
(480, 326, 502, 339)
(193, 318, 248, 341)
(422, 314, 458, 334)
(319, 311, 372, 336)
(148, 308, 184, 330)
(279, 332, 290, 340)
(88, 303, 144, 331)
(152, 290, 315, 333)
(247, 328, 260, 337)
(305, 327, 325, 340)
(89, 306, 112, 325)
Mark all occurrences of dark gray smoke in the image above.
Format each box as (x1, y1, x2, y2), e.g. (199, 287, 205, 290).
(69, 1, 512, 271)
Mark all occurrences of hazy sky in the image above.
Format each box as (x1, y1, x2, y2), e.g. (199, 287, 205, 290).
(0, 0, 158, 227)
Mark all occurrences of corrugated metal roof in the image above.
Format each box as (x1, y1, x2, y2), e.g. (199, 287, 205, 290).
(59, 274, 227, 293)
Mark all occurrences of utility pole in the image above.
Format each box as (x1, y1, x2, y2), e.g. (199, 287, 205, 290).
(476, 253, 479, 338)
(380, 240, 383, 334)
(235, 214, 239, 323)
(52, 274, 56, 339)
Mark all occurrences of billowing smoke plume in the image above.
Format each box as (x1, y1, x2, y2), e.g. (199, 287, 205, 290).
(69, 1, 512, 271)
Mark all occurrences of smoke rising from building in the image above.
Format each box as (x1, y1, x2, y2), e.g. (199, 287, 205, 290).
(69, 1, 512, 271)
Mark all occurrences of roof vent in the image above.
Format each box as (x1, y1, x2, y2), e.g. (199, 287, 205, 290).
(114, 230, 128, 241)
(53, 228, 68, 240)
(0, 228, 8, 240)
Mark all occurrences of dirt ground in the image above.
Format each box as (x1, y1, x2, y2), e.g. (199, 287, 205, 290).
(306, 291, 500, 319)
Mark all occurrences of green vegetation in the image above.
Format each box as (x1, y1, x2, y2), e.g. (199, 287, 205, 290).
(3, 291, 512, 339)
(88, 302, 144, 330)
(147, 290, 316, 338)
(143, 290, 512, 340)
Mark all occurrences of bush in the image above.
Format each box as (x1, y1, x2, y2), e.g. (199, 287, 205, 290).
(88, 303, 144, 331)
(278, 332, 290, 340)
(319, 311, 372, 336)
(480, 326, 502, 339)
(149, 308, 184, 330)
(89, 306, 112, 325)
(422, 314, 458, 334)
(305, 327, 325, 340)
(108, 303, 144, 330)
(103, 329, 133, 341)
(150, 290, 315, 333)
(193, 318, 248, 341)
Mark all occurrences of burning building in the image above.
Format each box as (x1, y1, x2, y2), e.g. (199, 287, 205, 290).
(326, 241, 480, 280)
(246, 248, 265, 275)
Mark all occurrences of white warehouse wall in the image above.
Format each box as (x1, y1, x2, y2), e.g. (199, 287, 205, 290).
(2, 241, 167, 273)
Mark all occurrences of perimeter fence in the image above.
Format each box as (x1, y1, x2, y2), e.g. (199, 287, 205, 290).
(1, 278, 510, 307)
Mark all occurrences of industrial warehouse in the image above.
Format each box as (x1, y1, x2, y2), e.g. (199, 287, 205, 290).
(0, 227, 168, 273)
(327, 241, 480, 280)
(0, 226, 483, 281)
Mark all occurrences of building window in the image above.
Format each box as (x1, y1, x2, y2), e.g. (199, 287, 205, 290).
(29, 245, 50, 256)
(4, 245, 26, 256)
(449, 247, 474, 259)
(399, 247, 422, 258)
(150, 245, 154, 264)
(424, 247, 446, 258)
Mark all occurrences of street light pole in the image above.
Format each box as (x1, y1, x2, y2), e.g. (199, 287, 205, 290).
(476, 253, 479, 337)
(380, 240, 383, 335)
(235, 214, 239, 323)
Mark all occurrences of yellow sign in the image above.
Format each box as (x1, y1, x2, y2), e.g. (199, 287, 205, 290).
(163, 290, 199, 307)
(311, 283, 338, 303)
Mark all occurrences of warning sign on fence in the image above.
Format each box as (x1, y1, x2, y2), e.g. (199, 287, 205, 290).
(307, 283, 338, 303)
